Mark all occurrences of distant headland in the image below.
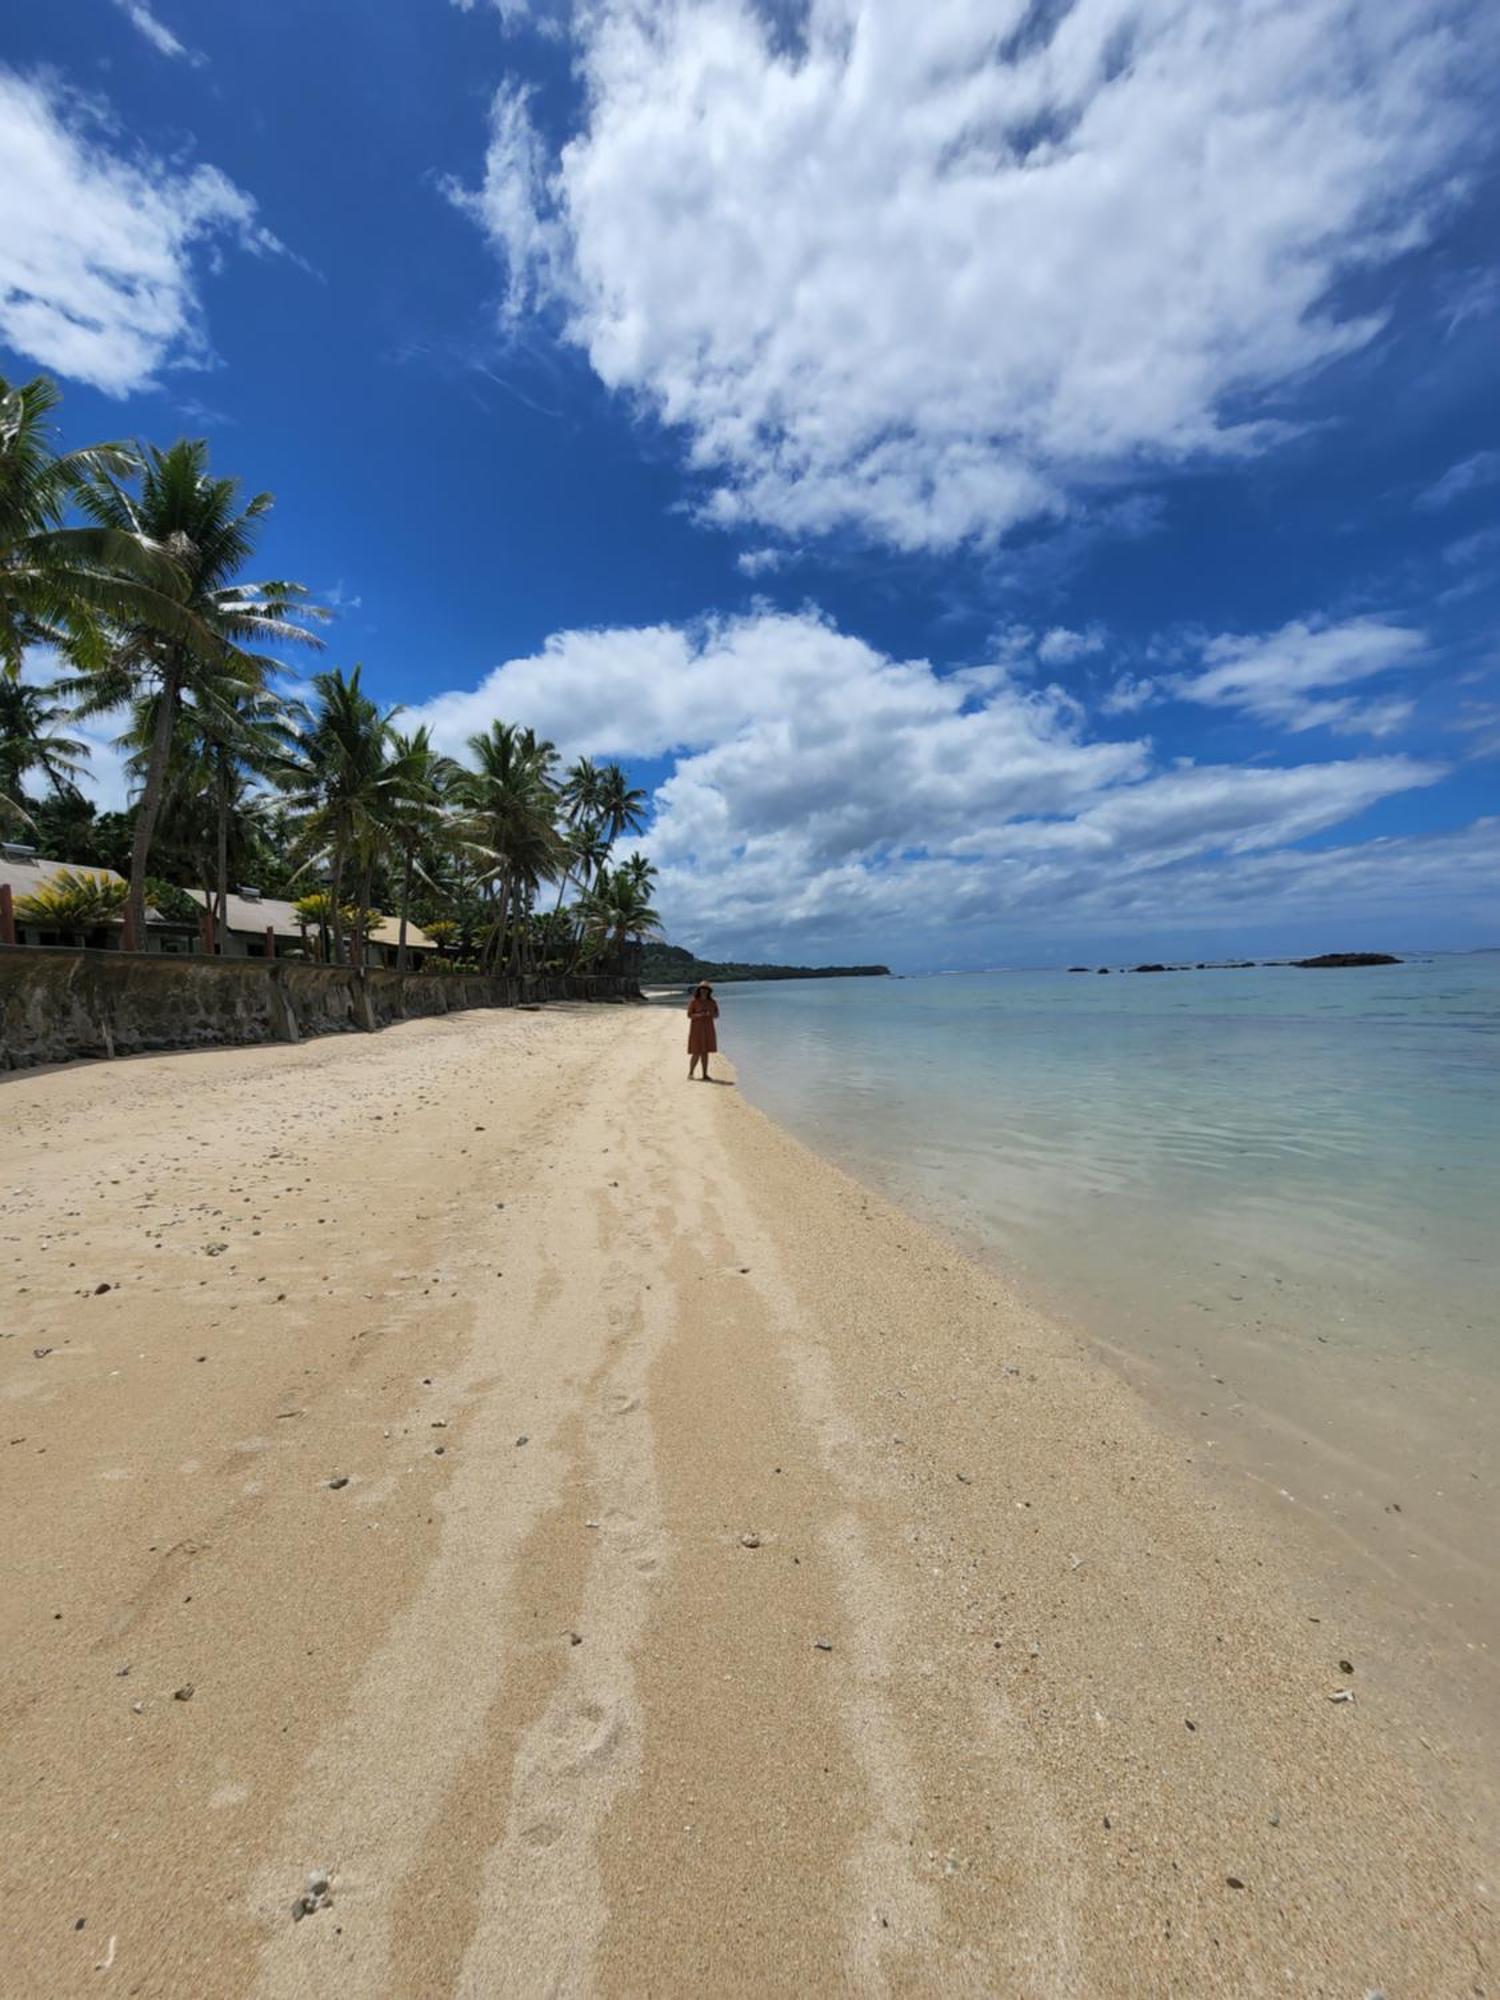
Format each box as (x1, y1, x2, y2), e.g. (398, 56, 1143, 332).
(641, 942, 891, 985)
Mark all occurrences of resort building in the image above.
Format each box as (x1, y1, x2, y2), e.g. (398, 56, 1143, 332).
(0, 847, 195, 954)
(184, 887, 438, 968)
(0, 847, 435, 967)
(184, 886, 302, 958)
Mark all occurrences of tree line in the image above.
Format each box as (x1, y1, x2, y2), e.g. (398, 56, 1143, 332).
(1, 374, 661, 973)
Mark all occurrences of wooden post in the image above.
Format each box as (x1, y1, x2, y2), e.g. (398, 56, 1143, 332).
(199, 912, 214, 954)
(265, 924, 276, 961)
(0, 882, 14, 946)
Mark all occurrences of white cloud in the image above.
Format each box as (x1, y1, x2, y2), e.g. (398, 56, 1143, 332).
(1443, 524, 1500, 570)
(112, 0, 203, 64)
(1081, 818, 1500, 937)
(406, 607, 1448, 958)
(735, 547, 788, 578)
(450, 0, 567, 32)
(0, 70, 279, 394)
(1450, 699, 1500, 762)
(456, 0, 1483, 551)
(1100, 673, 1158, 716)
(1417, 450, 1500, 510)
(447, 83, 569, 323)
(1176, 617, 1425, 736)
(1037, 626, 1105, 665)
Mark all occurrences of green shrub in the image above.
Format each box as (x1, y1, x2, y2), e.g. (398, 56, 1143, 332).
(144, 877, 202, 925)
(15, 868, 127, 927)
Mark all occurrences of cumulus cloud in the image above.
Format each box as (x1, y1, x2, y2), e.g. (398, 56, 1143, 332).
(1100, 673, 1158, 716)
(455, 0, 1483, 550)
(736, 547, 789, 578)
(405, 607, 1447, 957)
(0, 70, 279, 394)
(1037, 626, 1105, 665)
(1175, 617, 1425, 737)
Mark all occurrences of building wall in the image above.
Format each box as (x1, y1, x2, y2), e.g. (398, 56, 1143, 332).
(11, 920, 192, 955)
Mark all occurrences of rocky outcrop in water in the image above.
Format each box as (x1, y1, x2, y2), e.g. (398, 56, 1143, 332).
(1291, 953, 1402, 968)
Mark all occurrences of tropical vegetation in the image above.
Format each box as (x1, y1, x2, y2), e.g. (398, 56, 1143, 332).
(1, 373, 660, 976)
(14, 867, 128, 928)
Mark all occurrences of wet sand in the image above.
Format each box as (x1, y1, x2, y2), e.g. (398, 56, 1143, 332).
(1, 1005, 1492, 1996)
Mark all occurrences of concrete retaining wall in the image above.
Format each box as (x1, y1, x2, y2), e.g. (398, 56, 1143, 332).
(0, 947, 640, 1072)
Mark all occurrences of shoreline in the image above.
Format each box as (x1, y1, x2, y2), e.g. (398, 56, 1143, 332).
(725, 1063, 1500, 1839)
(1, 1005, 1492, 1995)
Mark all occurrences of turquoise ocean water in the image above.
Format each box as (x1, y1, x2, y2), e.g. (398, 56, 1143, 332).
(668, 955, 1499, 1736)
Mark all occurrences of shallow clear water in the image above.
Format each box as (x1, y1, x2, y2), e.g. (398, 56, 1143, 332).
(671, 956, 1500, 1721)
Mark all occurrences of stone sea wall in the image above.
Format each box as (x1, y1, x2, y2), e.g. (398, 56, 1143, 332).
(0, 947, 640, 1072)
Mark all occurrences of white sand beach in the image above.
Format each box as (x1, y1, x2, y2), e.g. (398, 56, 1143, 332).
(1, 1004, 1492, 1997)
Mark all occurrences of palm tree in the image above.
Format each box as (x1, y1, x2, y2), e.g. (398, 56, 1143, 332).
(595, 763, 648, 846)
(545, 816, 611, 942)
(384, 726, 460, 971)
(280, 666, 396, 965)
(617, 849, 659, 906)
(560, 756, 601, 825)
(70, 437, 323, 947)
(125, 674, 300, 951)
(576, 862, 662, 970)
(454, 722, 561, 972)
(0, 375, 192, 682)
(0, 677, 87, 820)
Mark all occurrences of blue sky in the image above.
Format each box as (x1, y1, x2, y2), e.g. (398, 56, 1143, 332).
(1, 0, 1497, 969)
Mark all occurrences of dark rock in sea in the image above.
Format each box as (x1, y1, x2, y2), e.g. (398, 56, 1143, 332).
(1132, 963, 1168, 973)
(1292, 952, 1402, 968)
(1067, 966, 1089, 973)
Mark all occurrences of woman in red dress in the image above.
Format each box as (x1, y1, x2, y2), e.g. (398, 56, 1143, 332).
(686, 981, 720, 1081)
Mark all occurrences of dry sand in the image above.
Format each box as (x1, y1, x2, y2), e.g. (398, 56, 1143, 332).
(1, 1003, 1492, 1997)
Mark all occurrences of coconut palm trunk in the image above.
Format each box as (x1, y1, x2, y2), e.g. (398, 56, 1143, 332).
(328, 842, 347, 965)
(397, 844, 413, 973)
(214, 752, 231, 954)
(126, 661, 181, 950)
(355, 859, 374, 971)
(486, 877, 509, 972)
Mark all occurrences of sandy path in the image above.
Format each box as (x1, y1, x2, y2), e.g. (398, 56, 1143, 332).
(1, 1006, 1491, 1997)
